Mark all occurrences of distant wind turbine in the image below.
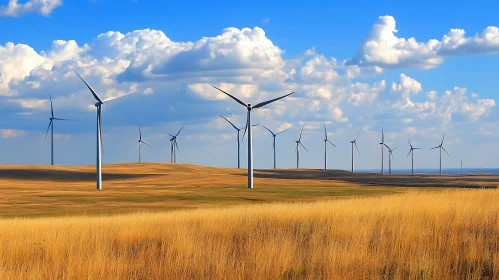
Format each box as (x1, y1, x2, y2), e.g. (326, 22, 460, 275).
(323, 124, 335, 170)
(262, 125, 289, 169)
(406, 140, 421, 175)
(168, 126, 183, 163)
(460, 160, 463, 175)
(294, 125, 308, 169)
(350, 132, 360, 172)
(383, 144, 397, 174)
(212, 86, 294, 189)
(137, 126, 152, 163)
(221, 115, 259, 168)
(379, 127, 385, 174)
(73, 70, 133, 190)
(45, 94, 68, 165)
(431, 133, 450, 175)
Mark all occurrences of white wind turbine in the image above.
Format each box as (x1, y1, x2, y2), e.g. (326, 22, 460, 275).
(323, 124, 335, 170)
(137, 126, 152, 163)
(221, 115, 259, 169)
(45, 93, 68, 165)
(379, 127, 385, 174)
(73, 70, 134, 190)
(431, 133, 450, 175)
(262, 125, 289, 169)
(294, 125, 308, 169)
(212, 86, 294, 188)
(383, 144, 397, 174)
(350, 132, 360, 172)
(168, 126, 183, 163)
(406, 140, 421, 175)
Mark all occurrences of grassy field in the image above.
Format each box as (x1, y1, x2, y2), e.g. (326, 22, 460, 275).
(1, 163, 497, 217)
(0, 189, 497, 279)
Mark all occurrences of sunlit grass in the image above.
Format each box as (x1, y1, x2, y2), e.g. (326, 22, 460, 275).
(1, 189, 497, 279)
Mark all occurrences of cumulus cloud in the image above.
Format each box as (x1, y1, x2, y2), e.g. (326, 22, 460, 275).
(348, 15, 499, 69)
(0, 0, 62, 17)
(0, 129, 24, 138)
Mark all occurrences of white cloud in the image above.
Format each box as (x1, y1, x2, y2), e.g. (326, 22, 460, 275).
(348, 15, 499, 69)
(0, 0, 62, 17)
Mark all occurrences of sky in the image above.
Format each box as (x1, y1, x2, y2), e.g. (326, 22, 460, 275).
(0, 0, 499, 171)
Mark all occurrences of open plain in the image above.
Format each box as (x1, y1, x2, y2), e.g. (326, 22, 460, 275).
(0, 163, 498, 217)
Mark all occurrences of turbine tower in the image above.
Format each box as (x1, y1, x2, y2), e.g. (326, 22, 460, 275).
(74, 70, 133, 190)
(262, 125, 289, 169)
(460, 160, 463, 175)
(45, 93, 68, 165)
(383, 144, 397, 174)
(406, 140, 421, 175)
(350, 133, 360, 172)
(379, 127, 385, 174)
(168, 126, 183, 163)
(137, 126, 152, 163)
(323, 124, 335, 170)
(431, 133, 450, 175)
(294, 125, 308, 169)
(212, 86, 294, 189)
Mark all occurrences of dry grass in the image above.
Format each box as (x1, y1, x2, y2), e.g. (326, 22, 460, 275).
(1, 163, 496, 217)
(1, 189, 498, 279)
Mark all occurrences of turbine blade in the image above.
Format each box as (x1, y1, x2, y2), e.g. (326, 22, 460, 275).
(99, 107, 103, 153)
(276, 128, 289, 135)
(383, 143, 391, 150)
(175, 125, 184, 137)
(299, 141, 308, 152)
(175, 140, 179, 154)
(45, 120, 53, 140)
(355, 132, 360, 141)
(141, 141, 153, 148)
(167, 133, 175, 138)
(212, 86, 246, 107)
(393, 147, 398, 151)
(430, 146, 439, 150)
(327, 139, 336, 147)
(354, 142, 360, 156)
(139, 126, 142, 141)
(252, 124, 259, 127)
(298, 125, 304, 141)
(49, 93, 54, 118)
(414, 147, 421, 150)
(262, 125, 275, 136)
(324, 124, 327, 140)
(442, 146, 450, 157)
(102, 92, 133, 103)
(73, 70, 103, 103)
(441, 133, 445, 146)
(241, 115, 249, 141)
(220, 115, 239, 130)
(253, 92, 295, 109)
(52, 118, 69, 121)
(408, 140, 413, 149)
(382, 127, 384, 143)
(406, 149, 412, 158)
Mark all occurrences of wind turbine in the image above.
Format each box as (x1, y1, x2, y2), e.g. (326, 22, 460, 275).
(460, 160, 463, 175)
(383, 144, 397, 174)
(137, 126, 152, 163)
(262, 125, 289, 169)
(45, 94, 68, 165)
(168, 126, 183, 163)
(294, 125, 308, 169)
(350, 132, 360, 172)
(379, 127, 385, 174)
(212, 86, 294, 188)
(73, 70, 133, 190)
(323, 124, 335, 170)
(220, 115, 259, 168)
(406, 140, 421, 175)
(431, 133, 450, 175)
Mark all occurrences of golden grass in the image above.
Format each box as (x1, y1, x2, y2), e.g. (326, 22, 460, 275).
(1, 163, 496, 217)
(1, 189, 498, 279)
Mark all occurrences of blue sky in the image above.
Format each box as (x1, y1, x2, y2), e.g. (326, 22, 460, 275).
(0, 0, 499, 171)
